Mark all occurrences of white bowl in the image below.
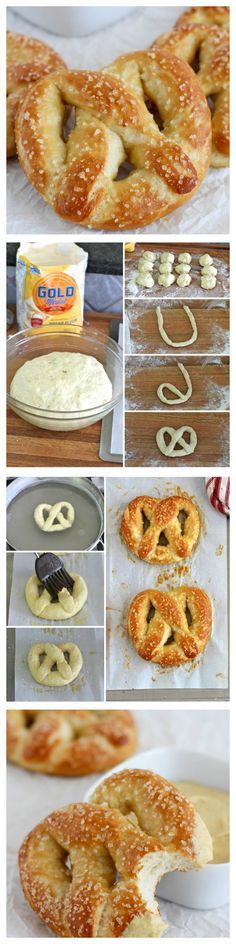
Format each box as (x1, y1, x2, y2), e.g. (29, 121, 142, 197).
(85, 747, 229, 910)
(13, 7, 134, 37)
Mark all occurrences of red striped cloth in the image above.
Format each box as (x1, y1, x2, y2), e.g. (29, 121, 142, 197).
(205, 477, 230, 516)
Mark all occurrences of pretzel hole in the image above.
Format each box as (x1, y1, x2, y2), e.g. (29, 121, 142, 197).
(24, 712, 35, 728)
(207, 95, 215, 116)
(62, 104, 76, 143)
(158, 530, 169, 546)
(185, 604, 192, 626)
(189, 48, 201, 75)
(51, 662, 57, 672)
(178, 510, 188, 533)
(38, 651, 46, 665)
(141, 510, 150, 533)
(147, 604, 155, 623)
(115, 159, 135, 181)
(164, 629, 175, 646)
(144, 97, 164, 131)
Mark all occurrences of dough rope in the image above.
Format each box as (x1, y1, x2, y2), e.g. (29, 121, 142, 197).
(156, 426, 197, 458)
(127, 586, 212, 665)
(27, 642, 83, 686)
(156, 305, 197, 348)
(25, 572, 88, 620)
(34, 501, 75, 532)
(157, 362, 192, 404)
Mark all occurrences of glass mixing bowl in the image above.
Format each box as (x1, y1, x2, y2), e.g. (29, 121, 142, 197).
(7, 326, 123, 431)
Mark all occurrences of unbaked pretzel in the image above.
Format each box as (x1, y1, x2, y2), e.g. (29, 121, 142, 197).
(7, 32, 67, 158)
(156, 425, 197, 457)
(176, 7, 229, 30)
(15, 48, 211, 230)
(34, 501, 75, 532)
(120, 494, 200, 564)
(18, 775, 212, 936)
(7, 709, 137, 775)
(152, 23, 229, 166)
(127, 586, 212, 666)
(25, 572, 87, 620)
(27, 642, 83, 686)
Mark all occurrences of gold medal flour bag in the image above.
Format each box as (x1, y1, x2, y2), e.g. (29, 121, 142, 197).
(16, 242, 88, 331)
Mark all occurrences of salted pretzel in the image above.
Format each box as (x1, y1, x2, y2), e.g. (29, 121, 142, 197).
(120, 494, 200, 564)
(15, 48, 211, 230)
(127, 586, 212, 666)
(7, 709, 137, 775)
(25, 572, 87, 620)
(7, 32, 67, 158)
(27, 642, 83, 686)
(152, 23, 229, 167)
(18, 773, 212, 936)
(176, 6, 229, 30)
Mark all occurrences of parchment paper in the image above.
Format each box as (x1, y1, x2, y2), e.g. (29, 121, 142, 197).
(14, 626, 104, 701)
(8, 551, 104, 627)
(7, 7, 229, 236)
(106, 477, 228, 692)
(7, 708, 229, 937)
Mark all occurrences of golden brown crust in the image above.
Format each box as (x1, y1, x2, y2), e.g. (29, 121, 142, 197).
(127, 586, 212, 666)
(7, 709, 137, 776)
(7, 31, 67, 158)
(120, 494, 200, 564)
(176, 6, 229, 30)
(152, 23, 229, 167)
(15, 49, 211, 229)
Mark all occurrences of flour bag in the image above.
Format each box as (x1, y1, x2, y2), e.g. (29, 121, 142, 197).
(16, 242, 88, 330)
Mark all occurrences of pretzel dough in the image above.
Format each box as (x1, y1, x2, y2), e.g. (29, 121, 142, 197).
(136, 273, 154, 288)
(158, 273, 175, 287)
(142, 251, 156, 261)
(178, 252, 192, 264)
(127, 586, 212, 665)
(159, 263, 173, 273)
(156, 305, 198, 347)
(120, 494, 200, 564)
(199, 254, 213, 266)
(10, 352, 112, 411)
(137, 259, 154, 272)
(175, 263, 191, 273)
(34, 501, 75, 532)
(157, 362, 192, 404)
(28, 642, 83, 686)
(177, 273, 192, 287)
(201, 265, 217, 277)
(25, 572, 88, 620)
(201, 276, 216, 290)
(156, 426, 197, 457)
(160, 252, 175, 264)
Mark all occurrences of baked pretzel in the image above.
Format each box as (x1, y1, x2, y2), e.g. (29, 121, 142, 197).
(7, 32, 67, 158)
(27, 642, 83, 686)
(19, 775, 212, 936)
(152, 24, 229, 167)
(15, 49, 211, 230)
(7, 709, 137, 775)
(25, 572, 87, 620)
(120, 494, 200, 564)
(127, 586, 212, 666)
(176, 6, 229, 30)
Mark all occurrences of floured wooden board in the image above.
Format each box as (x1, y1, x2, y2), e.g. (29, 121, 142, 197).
(125, 300, 229, 355)
(125, 357, 229, 411)
(125, 242, 229, 299)
(125, 411, 229, 467)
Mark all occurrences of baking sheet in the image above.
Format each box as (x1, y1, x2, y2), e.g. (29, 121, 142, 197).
(125, 299, 230, 356)
(125, 247, 229, 299)
(7, 708, 229, 937)
(7, 7, 229, 236)
(13, 626, 104, 701)
(8, 552, 104, 627)
(106, 477, 228, 692)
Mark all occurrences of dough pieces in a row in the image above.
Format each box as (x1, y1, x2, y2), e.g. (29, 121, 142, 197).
(158, 251, 175, 287)
(136, 250, 155, 288)
(199, 253, 217, 289)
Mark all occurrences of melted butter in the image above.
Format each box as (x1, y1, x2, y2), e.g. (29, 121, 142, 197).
(174, 781, 229, 864)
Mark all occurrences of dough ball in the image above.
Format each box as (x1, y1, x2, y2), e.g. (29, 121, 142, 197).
(201, 265, 217, 277)
(142, 251, 156, 261)
(158, 263, 173, 273)
(177, 273, 192, 287)
(178, 253, 192, 264)
(137, 259, 154, 272)
(160, 252, 175, 264)
(158, 273, 175, 287)
(199, 254, 213, 266)
(201, 276, 216, 289)
(136, 273, 155, 288)
(175, 263, 191, 274)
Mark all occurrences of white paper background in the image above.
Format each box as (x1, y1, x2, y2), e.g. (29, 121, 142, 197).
(13, 626, 104, 701)
(7, 7, 229, 235)
(106, 477, 228, 692)
(7, 708, 229, 937)
(8, 552, 104, 627)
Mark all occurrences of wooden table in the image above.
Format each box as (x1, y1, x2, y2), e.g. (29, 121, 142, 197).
(7, 312, 122, 468)
(125, 356, 229, 412)
(125, 300, 229, 355)
(125, 242, 229, 300)
(125, 411, 229, 467)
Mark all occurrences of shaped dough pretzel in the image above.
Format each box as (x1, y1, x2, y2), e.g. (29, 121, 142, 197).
(156, 305, 197, 348)
(157, 363, 192, 404)
(25, 572, 88, 620)
(127, 586, 212, 665)
(27, 642, 83, 686)
(120, 494, 200, 564)
(34, 501, 75, 532)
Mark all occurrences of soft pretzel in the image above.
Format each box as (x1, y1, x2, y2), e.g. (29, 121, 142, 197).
(25, 572, 87, 620)
(152, 23, 229, 167)
(15, 48, 211, 230)
(34, 501, 75, 532)
(27, 642, 83, 686)
(18, 771, 212, 937)
(127, 586, 212, 666)
(7, 32, 67, 158)
(7, 709, 137, 775)
(120, 494, 200, 564)
(176, 6, 229, 30)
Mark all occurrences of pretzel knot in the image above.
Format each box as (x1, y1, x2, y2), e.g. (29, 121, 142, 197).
(127, 586, 212, 666)
(18, 774, 212, 936)
(15, 48, 211, 229)
(34, 501, 75, 532)
(156, 425, 197, 457)
(27, 642, 83, 686)
(25, 572, 88, 620)
(120, 494, 200, 564)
